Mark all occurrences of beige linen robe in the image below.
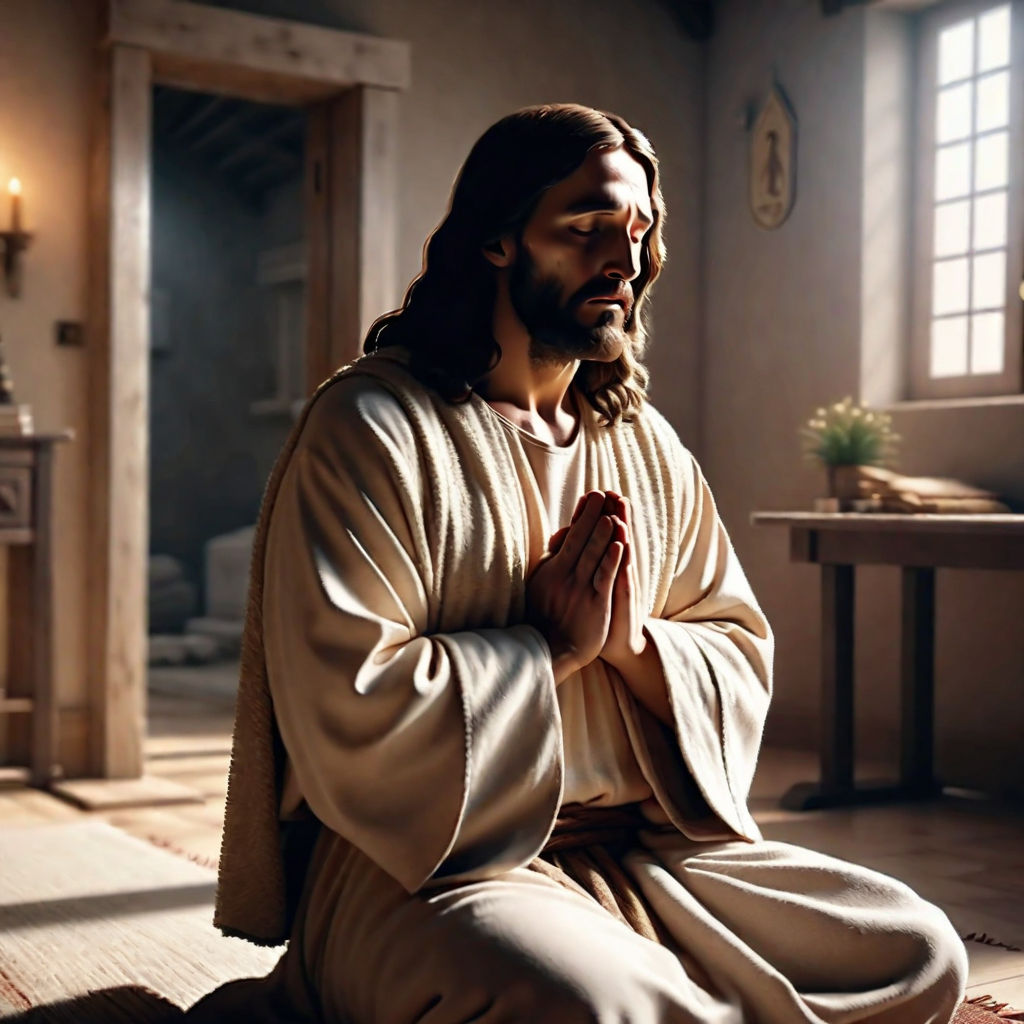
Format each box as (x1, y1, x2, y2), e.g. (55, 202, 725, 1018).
(212, 351, 965, 1024)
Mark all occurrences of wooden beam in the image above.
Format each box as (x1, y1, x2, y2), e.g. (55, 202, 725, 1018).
(330, 87, 399, 375)
(86, 44, 150, 778)
(306, 86, 399, 390)
(103, 0, 410, 105)
(236, 142, 301, 178)
(216, 116, 300, 171)
(169, 95, 227, 142)
(85, 36, 113, 778)
(305, 104, 331, 393)
(239, 158, 301, 191)
(187, 106, 251, 154)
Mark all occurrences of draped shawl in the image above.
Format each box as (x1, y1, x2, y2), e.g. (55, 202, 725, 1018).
(213, 351, 772, 946)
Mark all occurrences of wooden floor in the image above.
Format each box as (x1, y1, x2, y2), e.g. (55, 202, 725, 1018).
(2, 685, 1023, 1009)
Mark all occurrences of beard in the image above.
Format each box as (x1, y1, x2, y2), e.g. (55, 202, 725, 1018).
(508, 252, 634, 366)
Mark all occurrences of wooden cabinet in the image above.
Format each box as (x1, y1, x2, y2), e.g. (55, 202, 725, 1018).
(0, 433, 71, 786)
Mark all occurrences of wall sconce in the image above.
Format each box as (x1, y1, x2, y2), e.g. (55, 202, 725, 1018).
(0, 179, 33, 298)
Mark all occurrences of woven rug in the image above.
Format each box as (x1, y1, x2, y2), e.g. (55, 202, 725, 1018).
(0, 822, 278, 1020)
(957, 997, 1024, 1022)
(0, 821, 1019, 1022)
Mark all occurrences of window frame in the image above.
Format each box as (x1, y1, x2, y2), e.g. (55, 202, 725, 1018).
(910, 0, 1024, 399)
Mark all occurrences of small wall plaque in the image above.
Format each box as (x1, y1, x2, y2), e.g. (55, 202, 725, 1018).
(749, 83, 797, 230)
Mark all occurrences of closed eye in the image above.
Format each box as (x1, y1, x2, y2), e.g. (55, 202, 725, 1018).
(569, 225, 648, 245)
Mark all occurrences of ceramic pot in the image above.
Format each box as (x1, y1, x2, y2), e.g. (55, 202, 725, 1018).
(826, 464, 865, 501)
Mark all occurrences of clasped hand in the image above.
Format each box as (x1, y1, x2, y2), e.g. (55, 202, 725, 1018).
(526, 490, 646, 685)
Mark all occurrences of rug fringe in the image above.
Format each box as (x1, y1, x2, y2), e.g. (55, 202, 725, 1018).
(963, 932, 1024, 954)
(966, 995, 1024, 1020)
(144, 834, 220, 872)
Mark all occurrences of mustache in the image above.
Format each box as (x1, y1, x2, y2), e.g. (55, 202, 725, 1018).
(571, 280, 634, 312)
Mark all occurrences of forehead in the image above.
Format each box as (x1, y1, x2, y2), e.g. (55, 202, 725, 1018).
(534, 146, 653, 223)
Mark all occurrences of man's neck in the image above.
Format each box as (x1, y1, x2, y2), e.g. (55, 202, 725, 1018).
(479, 287, 579, 447)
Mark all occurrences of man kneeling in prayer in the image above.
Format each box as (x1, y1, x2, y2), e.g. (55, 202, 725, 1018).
(197, 104, 967, 1023)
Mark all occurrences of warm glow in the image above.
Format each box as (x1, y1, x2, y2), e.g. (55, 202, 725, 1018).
(8, 178, 21, 196)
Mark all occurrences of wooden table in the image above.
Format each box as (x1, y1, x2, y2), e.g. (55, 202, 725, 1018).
(751, 512, 1024, 810)
(0, 433, 72, 786)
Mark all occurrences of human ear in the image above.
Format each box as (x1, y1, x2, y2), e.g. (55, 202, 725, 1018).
(482, 235, 515, 268)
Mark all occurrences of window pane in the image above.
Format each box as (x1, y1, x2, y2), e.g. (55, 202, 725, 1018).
(974, 131, 1008, 190)
(978, 5, 1011, 73)
(937, 82, 973, 142)
(939, 19, 975, 84)
(933, 257, 969, 315)
(973, 190, 1008, 249)
(930, 316, 969, 377)
(971, 311, 1005, 373)
(935, 200, 970, 256)
(935, 142, 972, 199)
(976, 70, 1009, 132)
(971, 249, 1006, 308)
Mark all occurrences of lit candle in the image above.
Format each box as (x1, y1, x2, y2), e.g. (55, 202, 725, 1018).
(8, 179, 22, 234)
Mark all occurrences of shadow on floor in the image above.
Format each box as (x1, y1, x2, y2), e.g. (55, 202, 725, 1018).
(7, 986, 185, 1022)
(1, 882, 217, 931)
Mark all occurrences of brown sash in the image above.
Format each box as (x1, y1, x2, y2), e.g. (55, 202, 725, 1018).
(529, 803, 673, 944)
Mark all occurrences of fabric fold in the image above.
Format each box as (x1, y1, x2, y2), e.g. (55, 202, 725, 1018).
(265, 375, 564, 895)
(640, 450, 772, 843)
(215, 351, 773, 944)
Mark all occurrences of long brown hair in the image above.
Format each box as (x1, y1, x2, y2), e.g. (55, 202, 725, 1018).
(364, 103, 667, 424)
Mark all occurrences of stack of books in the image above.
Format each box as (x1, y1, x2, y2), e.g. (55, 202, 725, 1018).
(0, 403, 33, 436)
(829, 464, 1009, 514)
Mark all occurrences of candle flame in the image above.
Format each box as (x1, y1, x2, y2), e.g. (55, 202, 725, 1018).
(8, 178, 21, 196)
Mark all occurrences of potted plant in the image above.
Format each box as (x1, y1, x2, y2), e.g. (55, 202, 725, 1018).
(800, 396, 899, 504)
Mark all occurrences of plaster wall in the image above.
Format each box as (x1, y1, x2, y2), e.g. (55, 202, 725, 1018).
(703, 0, 1024, 795)
(0, 0, 96, 763)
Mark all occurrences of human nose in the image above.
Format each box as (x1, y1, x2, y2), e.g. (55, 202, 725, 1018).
(601, 233, 641, 282)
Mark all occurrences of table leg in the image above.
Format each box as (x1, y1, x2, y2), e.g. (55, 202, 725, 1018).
(901, 567, 939, 795)
(820, 563, 855, 793)
(781, 563, 855, 810)
(781, 561, 944, 811)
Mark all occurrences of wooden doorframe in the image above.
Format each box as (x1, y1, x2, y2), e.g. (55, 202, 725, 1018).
(87, 0, 409, 777)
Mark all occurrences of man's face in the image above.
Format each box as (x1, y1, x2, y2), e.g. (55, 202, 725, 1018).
(508, 146, 654, 365)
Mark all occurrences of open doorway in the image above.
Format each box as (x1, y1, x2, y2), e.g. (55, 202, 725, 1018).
(87, 1, 407, 779)
(146, 86, 306, 714)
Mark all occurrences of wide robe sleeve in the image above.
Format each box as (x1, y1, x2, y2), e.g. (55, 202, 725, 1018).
(263, 380, 564, 894)
(641, 446, 773, 843)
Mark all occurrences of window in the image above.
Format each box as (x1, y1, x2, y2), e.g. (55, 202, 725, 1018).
(911, 0, 1023, 398)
